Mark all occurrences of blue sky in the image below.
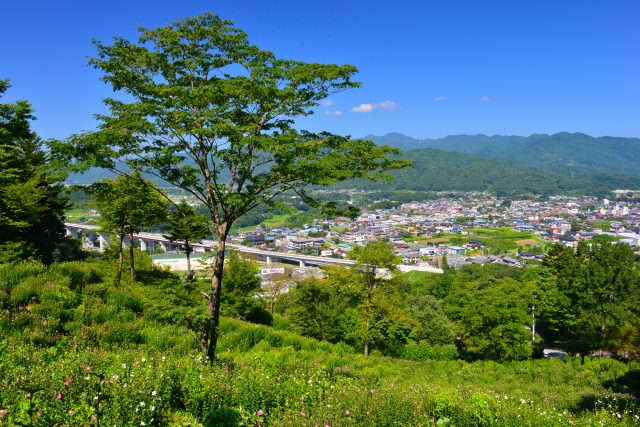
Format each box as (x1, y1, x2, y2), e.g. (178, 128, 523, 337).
(2, 1, 639, 140)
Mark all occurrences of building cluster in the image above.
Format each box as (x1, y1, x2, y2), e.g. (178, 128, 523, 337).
(229, 192, 640, 270)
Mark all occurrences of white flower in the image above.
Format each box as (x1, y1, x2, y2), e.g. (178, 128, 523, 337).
(151, 390, 156, 397)
(150, 405, 155, 412)
(142, 358, 146, 363)
(93, 396, 98, 400)
(122, 363, 127, 369)
(140, 401, 146, 407)
(161, 356, 166, 362)
(140, 422, 145, 426)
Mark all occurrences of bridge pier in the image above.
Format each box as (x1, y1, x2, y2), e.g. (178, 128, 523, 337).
(98, 233, 110, 251)
(299, 260, 306, 267)
(266, 256, 273, 264)
(139, 239, 147, 252)
(159, 242, 167, 252)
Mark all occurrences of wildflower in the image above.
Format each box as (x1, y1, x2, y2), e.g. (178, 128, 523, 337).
(345, 409, 350, 416)
(141, 422, 145, 426)
(0, 408, 7, 418)
(299, 412, 306, 417)
(370, 388, 375, 394)
(520, 398, 526, 404)
(123, 383, 128, 388)
(140, 401, 146, 407)
(151, 390, 156, 397)
(94, 396, 98, 401)
(150, 405, 155, 412)
(26, 393, 32, 398)
(161, 356, 166, 362)
(85, 376, 90, 381)
(257, 409, 264, 416)
(84, 366, 91, 372)
(56, 393, 63, 400)
(122, 363, 127, 369)
(142, 358, 146, 363)
(68, 409, 74, 415)
(64, 378, 73, 386)
(135, 360, 140, 366)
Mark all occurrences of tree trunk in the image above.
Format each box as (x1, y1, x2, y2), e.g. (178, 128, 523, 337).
(364, 339, 369, 356)
(115, 233, 124, 288)
(185, 239, 192, 280)
(200, 224, 229, 361)
(129, 233, 135, 284)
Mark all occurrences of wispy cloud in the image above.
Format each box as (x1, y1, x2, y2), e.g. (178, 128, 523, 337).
(434, 96, 447, 102)
(480, 96, 490, 102)
(352, 103, 376, 112)
(379, 100, 397, 110)
(323, 110, 343, 116)
(351, 100, 398, 113)
(321, 99, 334, 107)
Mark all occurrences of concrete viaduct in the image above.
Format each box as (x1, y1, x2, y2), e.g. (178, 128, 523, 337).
(65, 223, 442, 273)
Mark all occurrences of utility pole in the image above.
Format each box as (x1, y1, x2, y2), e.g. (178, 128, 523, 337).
(531, 294, 537, 343)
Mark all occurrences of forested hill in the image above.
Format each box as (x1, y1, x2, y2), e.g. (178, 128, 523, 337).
(345, 148, 640, 196)
(65, 139, 640, 196)
(367, 132, 640, 176)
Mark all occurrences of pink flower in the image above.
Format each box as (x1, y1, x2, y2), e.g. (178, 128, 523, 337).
(135, 360, 140, 366)
(0, 408, 7, 418)
(26, 393, 32, 398)
(68, 409, 74, 415)
(299, 411, 306, 417)
(56, 393, 63, 400)
(345, 409, 350, 416)
(370, 388, 375, 394)
(257, 409, 264, 416)
(64, 378, 73, 386)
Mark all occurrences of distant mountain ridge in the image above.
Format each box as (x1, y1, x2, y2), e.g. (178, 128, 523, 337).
(366, 132, 640, 176)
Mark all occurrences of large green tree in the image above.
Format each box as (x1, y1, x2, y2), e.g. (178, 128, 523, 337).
(52, 14, 408, 360)
(91, 174, 167, 287)
(542, 241, 639, 362)
(0, 80, 68, 264)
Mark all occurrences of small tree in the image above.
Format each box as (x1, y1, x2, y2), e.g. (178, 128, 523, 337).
(91, 174, 167, 287)
(164, 201, 209, 280)
(350, 241, 408, 356)
(52, 13, 409, 360)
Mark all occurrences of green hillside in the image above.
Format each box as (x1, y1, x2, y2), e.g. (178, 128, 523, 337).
(1, 259, 639, 426)
(368, 132, 640, 176)
(347, 147, 640, 196)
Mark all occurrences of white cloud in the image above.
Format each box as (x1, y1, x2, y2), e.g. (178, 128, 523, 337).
(480, 96, 490, 102)
(351, 100, 398, 113)
(321, 99, 334, 107)
(379, 100, 397, 110)
(434, 96, 447, 102)
(323, 110, 342, 116)
(351, 103, 376, 112)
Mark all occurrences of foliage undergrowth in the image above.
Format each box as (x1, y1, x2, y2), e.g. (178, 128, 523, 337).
(0, 260, 638, 426)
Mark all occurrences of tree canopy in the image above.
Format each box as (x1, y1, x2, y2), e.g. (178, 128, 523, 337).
(51, 13, 409, 360)
(0, 79, 68, 264)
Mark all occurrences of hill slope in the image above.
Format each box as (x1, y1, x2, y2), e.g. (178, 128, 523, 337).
(348, 147, 640, 196)
(367, 132, 640, 176)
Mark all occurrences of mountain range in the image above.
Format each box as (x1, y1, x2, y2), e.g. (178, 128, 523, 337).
(66, 132, 640, 196)
(366, 132, 640, 177)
